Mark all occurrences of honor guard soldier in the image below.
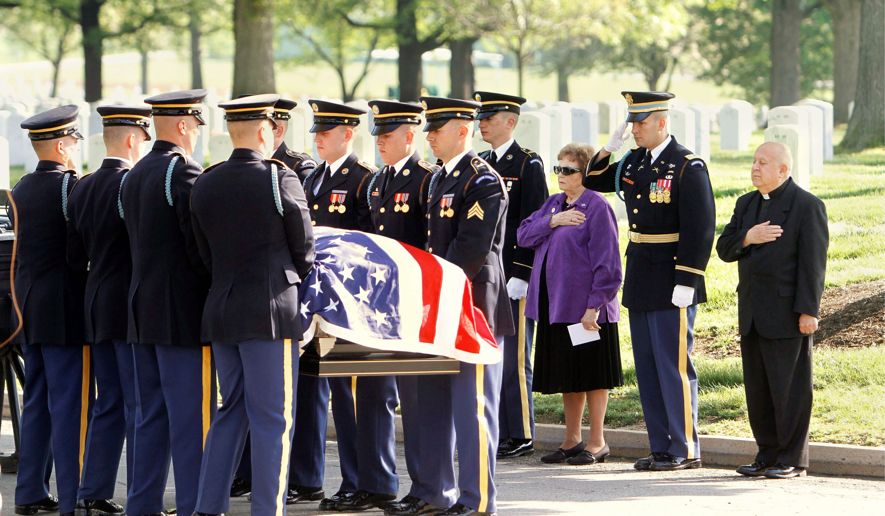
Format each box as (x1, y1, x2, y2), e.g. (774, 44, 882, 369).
(118, 89, 217, 516)
(412, 96, 514, 516)
(67, 105, 152, 516)
(583, 91, 715, 471)
(12, 105, 87, 516)
(191, 94, 315, 516)
(360, 99, 436, 514)
(475, 91, 547, 459)
(271, 97, 318, 182)
(293, 99, 374, 510)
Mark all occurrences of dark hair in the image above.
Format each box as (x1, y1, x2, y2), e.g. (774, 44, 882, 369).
(557, 143, 595, 171)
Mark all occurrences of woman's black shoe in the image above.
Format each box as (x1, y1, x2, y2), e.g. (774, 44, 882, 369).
(540, 441, 585, 463)
(566, 444, 610, 465)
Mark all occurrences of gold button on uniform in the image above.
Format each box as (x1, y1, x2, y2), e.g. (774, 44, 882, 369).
(313, 204, 319, 210)
(427, 230, 431, 236)
(379, 225, 384, 231)
(636, 194, 641, 199)
(380, 207, 385, 213)
(631, 223, 637, 229)
(311, 220, 316, 226)
(428, 247, 433, 253)
(633, 208, 639, 214)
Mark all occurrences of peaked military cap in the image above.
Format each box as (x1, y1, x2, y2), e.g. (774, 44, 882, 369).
(21, 104, 84, 141)
(622, 91, 675, 122)
(308, 99, 365, 133)
(97, 104, 153, 140)
(474, 91, 526, 119)
(368, 100, 423, 135)
(219, 93, 280, 124)
(419, 96, 480, 132)
(273, 97, 298, 120)
(145, 88, 208, 125)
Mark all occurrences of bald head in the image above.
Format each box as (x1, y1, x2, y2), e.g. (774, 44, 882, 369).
(103, 125, 149, 164)
(752, 142, 792, 194)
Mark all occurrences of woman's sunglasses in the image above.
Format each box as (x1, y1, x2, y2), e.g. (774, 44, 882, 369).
(552, 166, 582, 176)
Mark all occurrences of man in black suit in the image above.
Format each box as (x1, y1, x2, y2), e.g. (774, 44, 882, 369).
(191, 94, 314, 516)
(271, 97, 318, 182)
(12, 105, 87, 516)
(67, 105, 152, 516)
(118, 89, 216, 516)
(717, 141, 828, 479)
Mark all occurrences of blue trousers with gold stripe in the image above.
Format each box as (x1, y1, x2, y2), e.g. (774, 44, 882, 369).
(355, 376, 398, 495)
(630, 306, 701, 459)
(78, 340, 132, 500)
(499, 298, 535, 441)
(15, 343, 91, 514)
(412, 375, 456, 509)
(126, 344, 216, 516)
(419, 336, 504, 513)
(196, 339, 299, 515)
(397, 375, 424, 499)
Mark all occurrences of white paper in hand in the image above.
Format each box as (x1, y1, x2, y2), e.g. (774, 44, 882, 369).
(568, 323, 601, 346)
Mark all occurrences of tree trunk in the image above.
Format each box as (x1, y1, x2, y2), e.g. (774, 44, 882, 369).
(139, 47, 149, 94)
(189, 7, 204, 89)
(516, 53, 525, 97)
(449, 37, 476, 99)
(825, 0, 861, 123)
(769, 0, 802, 107)
(556, 64, 569, 102)
(50, 57, 61, 98)
(232, 0, 276, 97)
(81, 0, 103, 102)
(396, 0, 423, 101)
(840, 0, 884, 151)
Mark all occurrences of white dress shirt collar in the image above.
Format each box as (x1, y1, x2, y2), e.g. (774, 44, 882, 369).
(391, 154, 411, 175)
(648, 135, 673, 164)
(327, 153, 349, 175)
(444, 149, 471, 175)
(492, 138, 515, 161)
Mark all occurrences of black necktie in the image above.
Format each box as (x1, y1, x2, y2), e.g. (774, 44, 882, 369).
(643, 150, 652, 171)
(313, 164, 329, 195)
(488, 151, 498, 169)
(380, 166, 393, 197)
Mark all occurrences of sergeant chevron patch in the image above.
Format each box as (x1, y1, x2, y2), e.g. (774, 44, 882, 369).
(467, 202, 485, 220)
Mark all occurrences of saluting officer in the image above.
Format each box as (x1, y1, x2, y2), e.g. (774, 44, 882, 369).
(12, 105, 87, 516)
(118, 89, 217, 516)
(271, 97, 318, 182)
(475, 91, 548, 459)
(67, 105, 152, 516)
(362, 99, 438, 514)
(292, 99, 374, 510)
(417, 96, 514, 516)
(191, 94, 315, 516)
(583, 91, 715, 471)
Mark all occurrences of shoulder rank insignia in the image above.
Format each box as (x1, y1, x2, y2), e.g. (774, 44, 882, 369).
(467, 201, 485, 221)
(358, 160, 377, 172)
(417, 159, 436, 172)
(285, 149, 300, 158)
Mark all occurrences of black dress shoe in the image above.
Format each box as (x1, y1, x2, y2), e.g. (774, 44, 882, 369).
(497, 438, 534, 458)
(566, 444, 610, 465)
(16, 495, 60, 515)
(229, 476, 252, 497)
(634, 451, 672, 471)
(384, 496, 442, 515)
(765, 464, 807, 479)
(334, 490, 397, 511)
(434, 503, 496, 515)
(540, 441, 585, 463)
(650, 454, 702, 471)
(497, 438, 513, 453)
(74, 499, 125, 515)
(318, 491, 356, 511)
(193, 512, 224, 516)
(736, 461, 774, 477)
(286, 485, 325, 504)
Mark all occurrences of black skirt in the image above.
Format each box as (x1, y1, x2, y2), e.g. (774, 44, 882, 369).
(532, 264, 624, 394)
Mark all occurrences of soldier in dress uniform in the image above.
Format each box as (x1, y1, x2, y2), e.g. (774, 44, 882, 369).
(414, 96, 514, 516)
(474, 91, 548, 459)
(190, 94, 315, 516)
(582, 91, 715, 471)
(67, 105, 152, 516)
(292, 99, 374, 510)
(271, 97, 318, 182)
(362, 99, 441, 514)
(12, 105, 87, 516)
(118, 89, 217, 516)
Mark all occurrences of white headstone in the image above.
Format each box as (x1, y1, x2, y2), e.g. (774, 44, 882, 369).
(7, 108, 28, 166)
(193, 125, 208, 166)
(571, 103, 599, 149)
(669, 106, 697, 155)
(351, 114, 376, 166)
(87, 133, 106, 170)
(719, 100, 754, 151)
(764, 124, 810, 190)
(768, 106, 822, 176)
(687, 105, 712, 161)
(0, 136, 9, 189)
(209, 132, 233, 163)
(512, 112, 551, 169)
(0, 110, 10, 140)
(796, 99, 834, 161)
(542, 104, 573, 165)
(599, 101, 626, 134)
(285, 103, 312, 155)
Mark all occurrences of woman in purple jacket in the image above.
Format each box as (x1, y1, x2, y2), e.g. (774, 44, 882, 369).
(517, 143, 624, 466)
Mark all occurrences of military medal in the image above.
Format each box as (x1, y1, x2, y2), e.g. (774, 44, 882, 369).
(440, 195, 454, 217)
(662, 179, 672, 203)
(649, 183, 658, 203)
(338, 204, 347, 213)
(330, 191, 348, 213)
(328, 204, 336, 213)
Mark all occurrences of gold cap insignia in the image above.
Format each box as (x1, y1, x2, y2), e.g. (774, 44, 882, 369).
(625, 93, 634, 105)
(311, 103, 319, 112)
(474, 93, 482, 101)
(372, 105, 380, 115)
(420, 100, 428, 110)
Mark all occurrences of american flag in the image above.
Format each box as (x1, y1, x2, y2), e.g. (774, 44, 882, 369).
(299, 227, 501, 365)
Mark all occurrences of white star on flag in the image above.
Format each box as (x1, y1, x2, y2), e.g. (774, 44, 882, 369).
(340, 265, 355, 282)
(355, 286, 371, 304)
(370, 268, 386, 284)
(324, 299, 340, 312)
(300, 301, 310, 317)
(372, 308, 388, 326)
(309, 278, 323, 295)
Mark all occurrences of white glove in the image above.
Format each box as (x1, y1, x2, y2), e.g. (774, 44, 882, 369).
(603, 120, 630, 153)
(671, 285, 695, 308)
(507, 278, 529, 300)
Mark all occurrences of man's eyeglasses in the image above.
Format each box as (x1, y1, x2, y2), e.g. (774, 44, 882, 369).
(552, 166, 582, 176)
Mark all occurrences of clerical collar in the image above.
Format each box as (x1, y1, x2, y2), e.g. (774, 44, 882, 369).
(647, 135, 672, 164)
(444, 149, 471, 175)
(492, 138, 514, 162)
(761, 177, 791, 200)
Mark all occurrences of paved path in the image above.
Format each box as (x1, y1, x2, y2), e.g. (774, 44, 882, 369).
(1, 421, 882, 515)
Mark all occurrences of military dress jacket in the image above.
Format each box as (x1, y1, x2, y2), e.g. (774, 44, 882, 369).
(479, 141, 547, 281)
(583, 136, 715, 311)
(302, 152, 374, 231)
(119, 140, 209, 346)
(425, 151, 515, 337)
(67, 158, 132, 343)
(272, 141, 318, 183)
(366, 152, 435, 249)
(11, 160, 85, 345)
(190, 148, 315, 343)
